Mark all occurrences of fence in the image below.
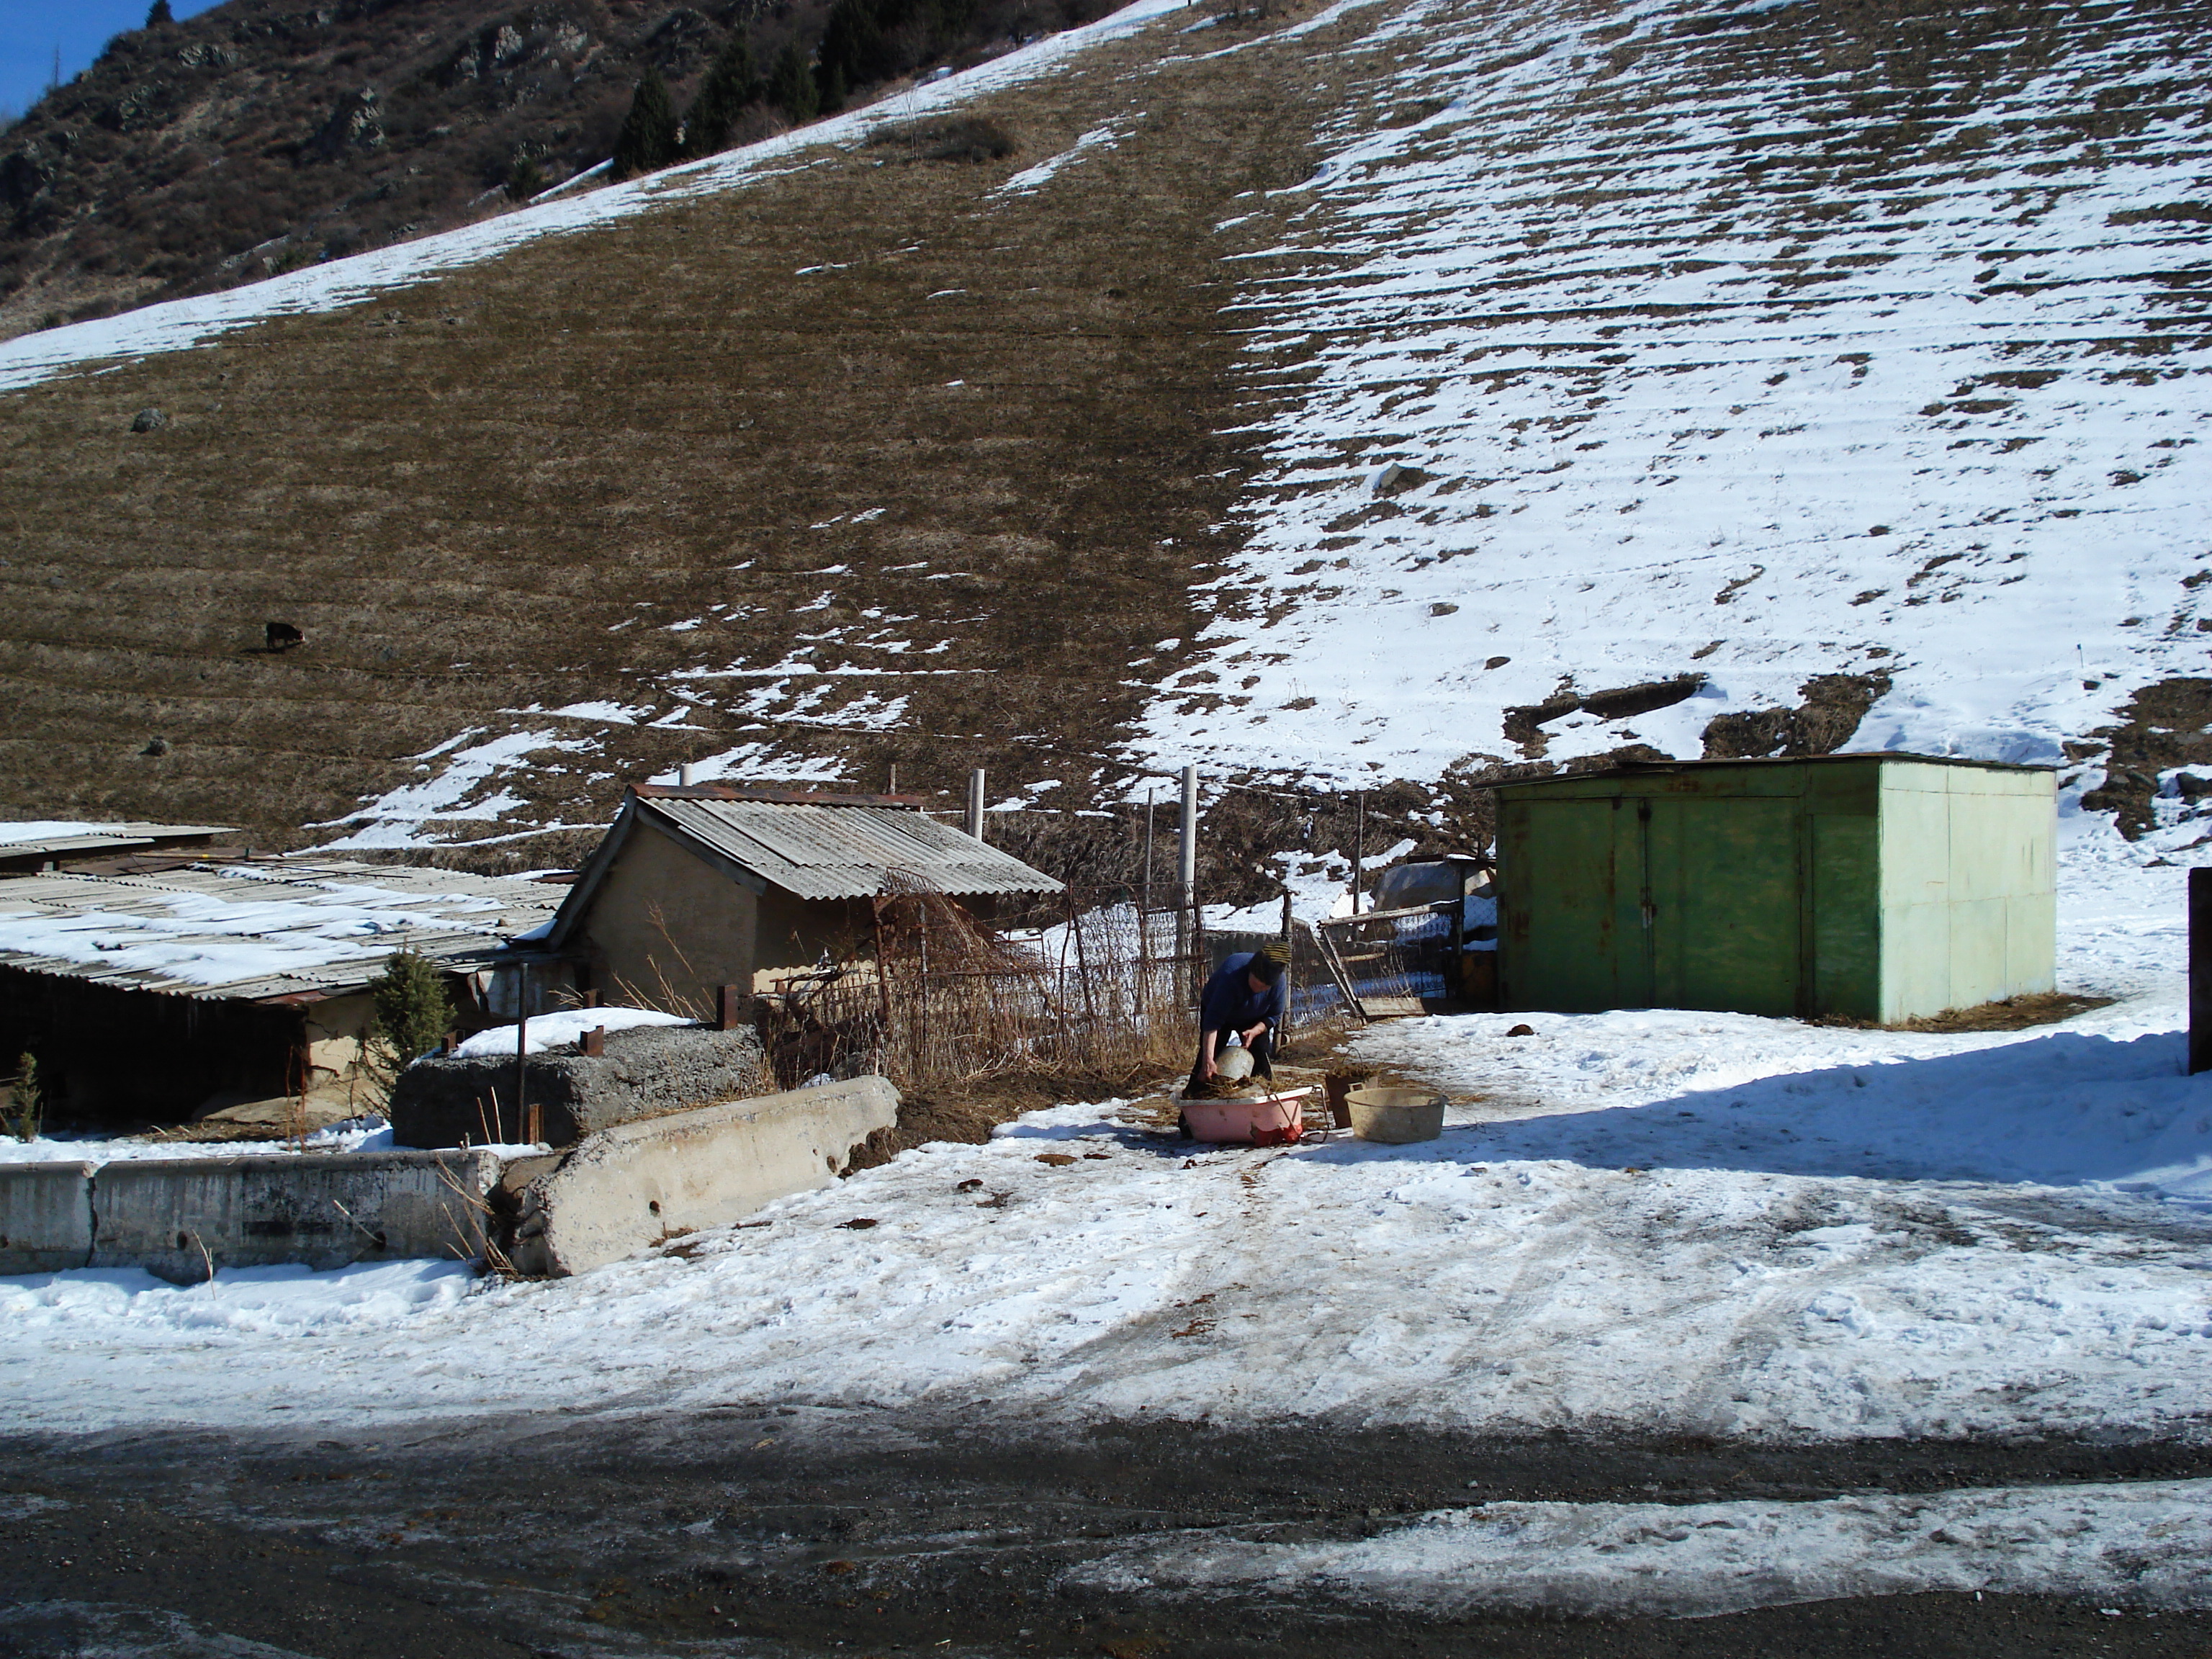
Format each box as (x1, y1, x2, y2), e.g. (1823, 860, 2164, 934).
(752, 886, 1208, 1094)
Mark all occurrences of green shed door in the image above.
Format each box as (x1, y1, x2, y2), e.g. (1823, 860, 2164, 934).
(1645, 797, 1802, 1017)
(1501, 798, 1652, 1012)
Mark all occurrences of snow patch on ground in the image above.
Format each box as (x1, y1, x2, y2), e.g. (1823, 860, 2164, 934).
(1083, 1478, 2212, 1616)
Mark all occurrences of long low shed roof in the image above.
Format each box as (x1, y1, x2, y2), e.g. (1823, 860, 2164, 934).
(0, 820, 237, 863)
(645, 796, 1062, 901)
(0, 861, 564, 1002)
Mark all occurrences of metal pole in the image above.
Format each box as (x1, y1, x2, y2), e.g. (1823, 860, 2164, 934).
(1352, 791, 1366, 915)
(2193, 868, 2212, 1074)
(966, 768, 986, 841)
(1179, 766, 1198, 912)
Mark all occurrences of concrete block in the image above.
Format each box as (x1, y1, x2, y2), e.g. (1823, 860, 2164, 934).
(389, 1025, 769, 1148)
(91, 1150, 503, 1285)
(510, 1076, 899, 1277)
(0, 1162, 94, 1274)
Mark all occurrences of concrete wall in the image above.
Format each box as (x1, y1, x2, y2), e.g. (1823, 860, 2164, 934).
(388, 1024, 769, 1148)
(300, 990, 374, 1092)
(0, 1150, 502, 1284)
(509, 1076, 898, 1277)
(0, 1161, 95, 1273)
(752, 889, 875, 988)
(578, 819, 760, 1017)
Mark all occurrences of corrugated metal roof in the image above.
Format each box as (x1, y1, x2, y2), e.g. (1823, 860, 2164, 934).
(646, 798, 1062, 900)
(0, 822, 236, 862)
(0, 860, 564, 1002)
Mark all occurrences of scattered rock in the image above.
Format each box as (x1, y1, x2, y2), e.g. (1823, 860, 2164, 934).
(1700, 670, 1891, 760)
(1371, 462, 1434, 497)
(1034, 1151, 1078, 1166)
(140, 736, 169, 757)
(1505, 1023, 1535, 1037)
(837, 1217, 878, 1229)
(311, 87, 385, 161)
(130, 408, 167, 433)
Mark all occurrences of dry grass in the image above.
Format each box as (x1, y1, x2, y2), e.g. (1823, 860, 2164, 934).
(1889, 992, 2116, 1033)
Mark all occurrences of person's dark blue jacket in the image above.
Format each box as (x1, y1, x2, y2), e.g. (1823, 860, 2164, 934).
(1198, 951, 1284, 1035)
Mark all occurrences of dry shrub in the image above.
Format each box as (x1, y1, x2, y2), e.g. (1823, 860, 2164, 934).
(866, 114, 1016, 162)
(754, 879, 1194, 1095)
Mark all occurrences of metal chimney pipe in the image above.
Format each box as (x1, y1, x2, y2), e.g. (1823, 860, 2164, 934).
(966, 768, 986, 840)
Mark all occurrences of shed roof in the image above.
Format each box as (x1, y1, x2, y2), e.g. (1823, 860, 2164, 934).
(551, 789, 1060, 943)
(1493, 752, 2056, 795)
(0, 860, 564, 1003)
(0, 819, 236, 868)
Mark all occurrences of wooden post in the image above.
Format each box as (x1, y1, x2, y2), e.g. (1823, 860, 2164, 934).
(583, 989, 602, 1010)
(1177, 765, 1198, 989)
(966, 768, 986, 841)
(513, 961, 529, 1146)
(1141, 789, 1156, 922)
(717, 984, 743, 1031)
(1352, 790, 1366, 915)
(2193, 868, 2212, 1074)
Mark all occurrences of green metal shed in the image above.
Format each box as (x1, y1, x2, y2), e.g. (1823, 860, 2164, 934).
(1494, 755, 2056, 1023)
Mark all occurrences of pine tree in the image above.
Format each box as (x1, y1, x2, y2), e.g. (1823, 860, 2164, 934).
(766, 42, 819, 125)
(611, 68, 681, 180)
(819, 62, 848, 117)
(361, 950, 454, 1107)
(684, 35, 757, 158)
(6, 1051, 43, 1143)
(146, 0, 174, 24)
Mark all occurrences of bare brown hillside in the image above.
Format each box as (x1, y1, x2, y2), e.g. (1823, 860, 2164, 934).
(0, 0, 1359, 892)
(0, 0, 1111, 343)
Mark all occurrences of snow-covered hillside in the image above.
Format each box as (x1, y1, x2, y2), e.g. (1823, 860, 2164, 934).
(1140, 0, 2212, 787)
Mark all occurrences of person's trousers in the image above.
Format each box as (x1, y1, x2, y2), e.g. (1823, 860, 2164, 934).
(1185, 1026, 1274, 1099)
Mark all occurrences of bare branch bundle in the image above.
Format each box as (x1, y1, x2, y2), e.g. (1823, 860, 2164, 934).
(753, 878, 1197, 1094)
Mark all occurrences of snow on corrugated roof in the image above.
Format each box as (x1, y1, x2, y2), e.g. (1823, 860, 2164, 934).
(0, 860, 562, 1002)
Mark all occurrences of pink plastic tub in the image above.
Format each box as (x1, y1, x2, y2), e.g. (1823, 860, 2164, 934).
(1178, 1087, 1314, 1146)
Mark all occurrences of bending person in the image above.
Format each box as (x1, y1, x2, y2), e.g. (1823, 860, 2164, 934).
(1187, 942, 1290, 1098)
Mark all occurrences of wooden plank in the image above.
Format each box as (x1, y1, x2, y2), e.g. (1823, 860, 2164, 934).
(1357, 995, 1426, 1019)
(1310, 925, 1367, 1023)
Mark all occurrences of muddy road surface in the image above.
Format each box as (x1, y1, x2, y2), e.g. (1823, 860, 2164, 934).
(3, 1414, 2208, 1657)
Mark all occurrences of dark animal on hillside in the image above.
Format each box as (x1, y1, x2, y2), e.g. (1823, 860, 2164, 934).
(265, 621, 305, 652)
